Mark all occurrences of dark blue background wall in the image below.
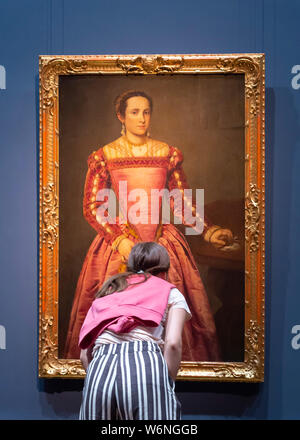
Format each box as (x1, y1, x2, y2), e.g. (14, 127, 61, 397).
(1, 0, 300, 420)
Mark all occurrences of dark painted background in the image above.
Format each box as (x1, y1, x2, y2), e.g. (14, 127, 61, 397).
(0, 0, 300, 419)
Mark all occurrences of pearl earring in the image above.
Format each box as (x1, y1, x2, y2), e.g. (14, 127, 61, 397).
(121, 123, 126, 136)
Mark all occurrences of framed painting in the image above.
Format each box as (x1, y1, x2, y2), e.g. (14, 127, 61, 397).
(39, 53, 265, 381)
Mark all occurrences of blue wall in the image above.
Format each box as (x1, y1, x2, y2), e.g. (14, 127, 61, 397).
(0, 0, 300, 420)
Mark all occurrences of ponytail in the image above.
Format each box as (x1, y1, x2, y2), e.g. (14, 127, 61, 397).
(95, 242, 170, 298)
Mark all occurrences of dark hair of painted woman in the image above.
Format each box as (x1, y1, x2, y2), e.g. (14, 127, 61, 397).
(114, 89, 153, 117)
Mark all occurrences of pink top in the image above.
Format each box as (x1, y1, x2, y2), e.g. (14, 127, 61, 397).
(79, 274, 176, 349)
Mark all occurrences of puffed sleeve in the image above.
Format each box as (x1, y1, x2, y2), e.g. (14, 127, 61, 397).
(83, 148, 123, 244)
(167, 146, 215, 236)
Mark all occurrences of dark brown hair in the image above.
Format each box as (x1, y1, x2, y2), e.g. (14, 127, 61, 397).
(95, 242, 170, 298)
(114, 90, 153, 118)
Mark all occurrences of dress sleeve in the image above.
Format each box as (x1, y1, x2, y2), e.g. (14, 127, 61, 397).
(83, 149, 123, 244)
(167, 146, 215, 236)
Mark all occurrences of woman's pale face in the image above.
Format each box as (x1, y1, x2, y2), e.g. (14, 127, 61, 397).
(119, 96, 151, 138)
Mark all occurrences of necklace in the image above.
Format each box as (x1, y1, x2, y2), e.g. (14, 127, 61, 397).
(122, 136, 151, 157)
(130, 144, 148, 157)
(109, 136, 166, 159)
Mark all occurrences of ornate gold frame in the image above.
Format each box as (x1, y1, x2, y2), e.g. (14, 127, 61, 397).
(39, 54, 265, 381)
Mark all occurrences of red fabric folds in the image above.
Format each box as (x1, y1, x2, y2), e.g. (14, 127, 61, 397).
(64, 145, 221, 362)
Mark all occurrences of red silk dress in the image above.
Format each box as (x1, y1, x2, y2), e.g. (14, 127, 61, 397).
(64, 138, 221, 361)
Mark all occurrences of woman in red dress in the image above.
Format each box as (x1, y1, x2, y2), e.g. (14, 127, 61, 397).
(64, 90, 233, 361)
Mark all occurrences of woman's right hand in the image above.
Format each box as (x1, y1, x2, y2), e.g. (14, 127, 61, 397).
(117, 238, 135, 260)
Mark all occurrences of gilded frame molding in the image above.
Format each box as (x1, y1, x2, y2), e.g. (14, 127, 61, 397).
(39, 54, 265, 381)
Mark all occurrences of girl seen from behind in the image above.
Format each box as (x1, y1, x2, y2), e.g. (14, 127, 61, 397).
(79, 241, 191, 420)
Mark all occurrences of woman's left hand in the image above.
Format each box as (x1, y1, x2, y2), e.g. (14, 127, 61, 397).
(210, 228, 234, 249)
